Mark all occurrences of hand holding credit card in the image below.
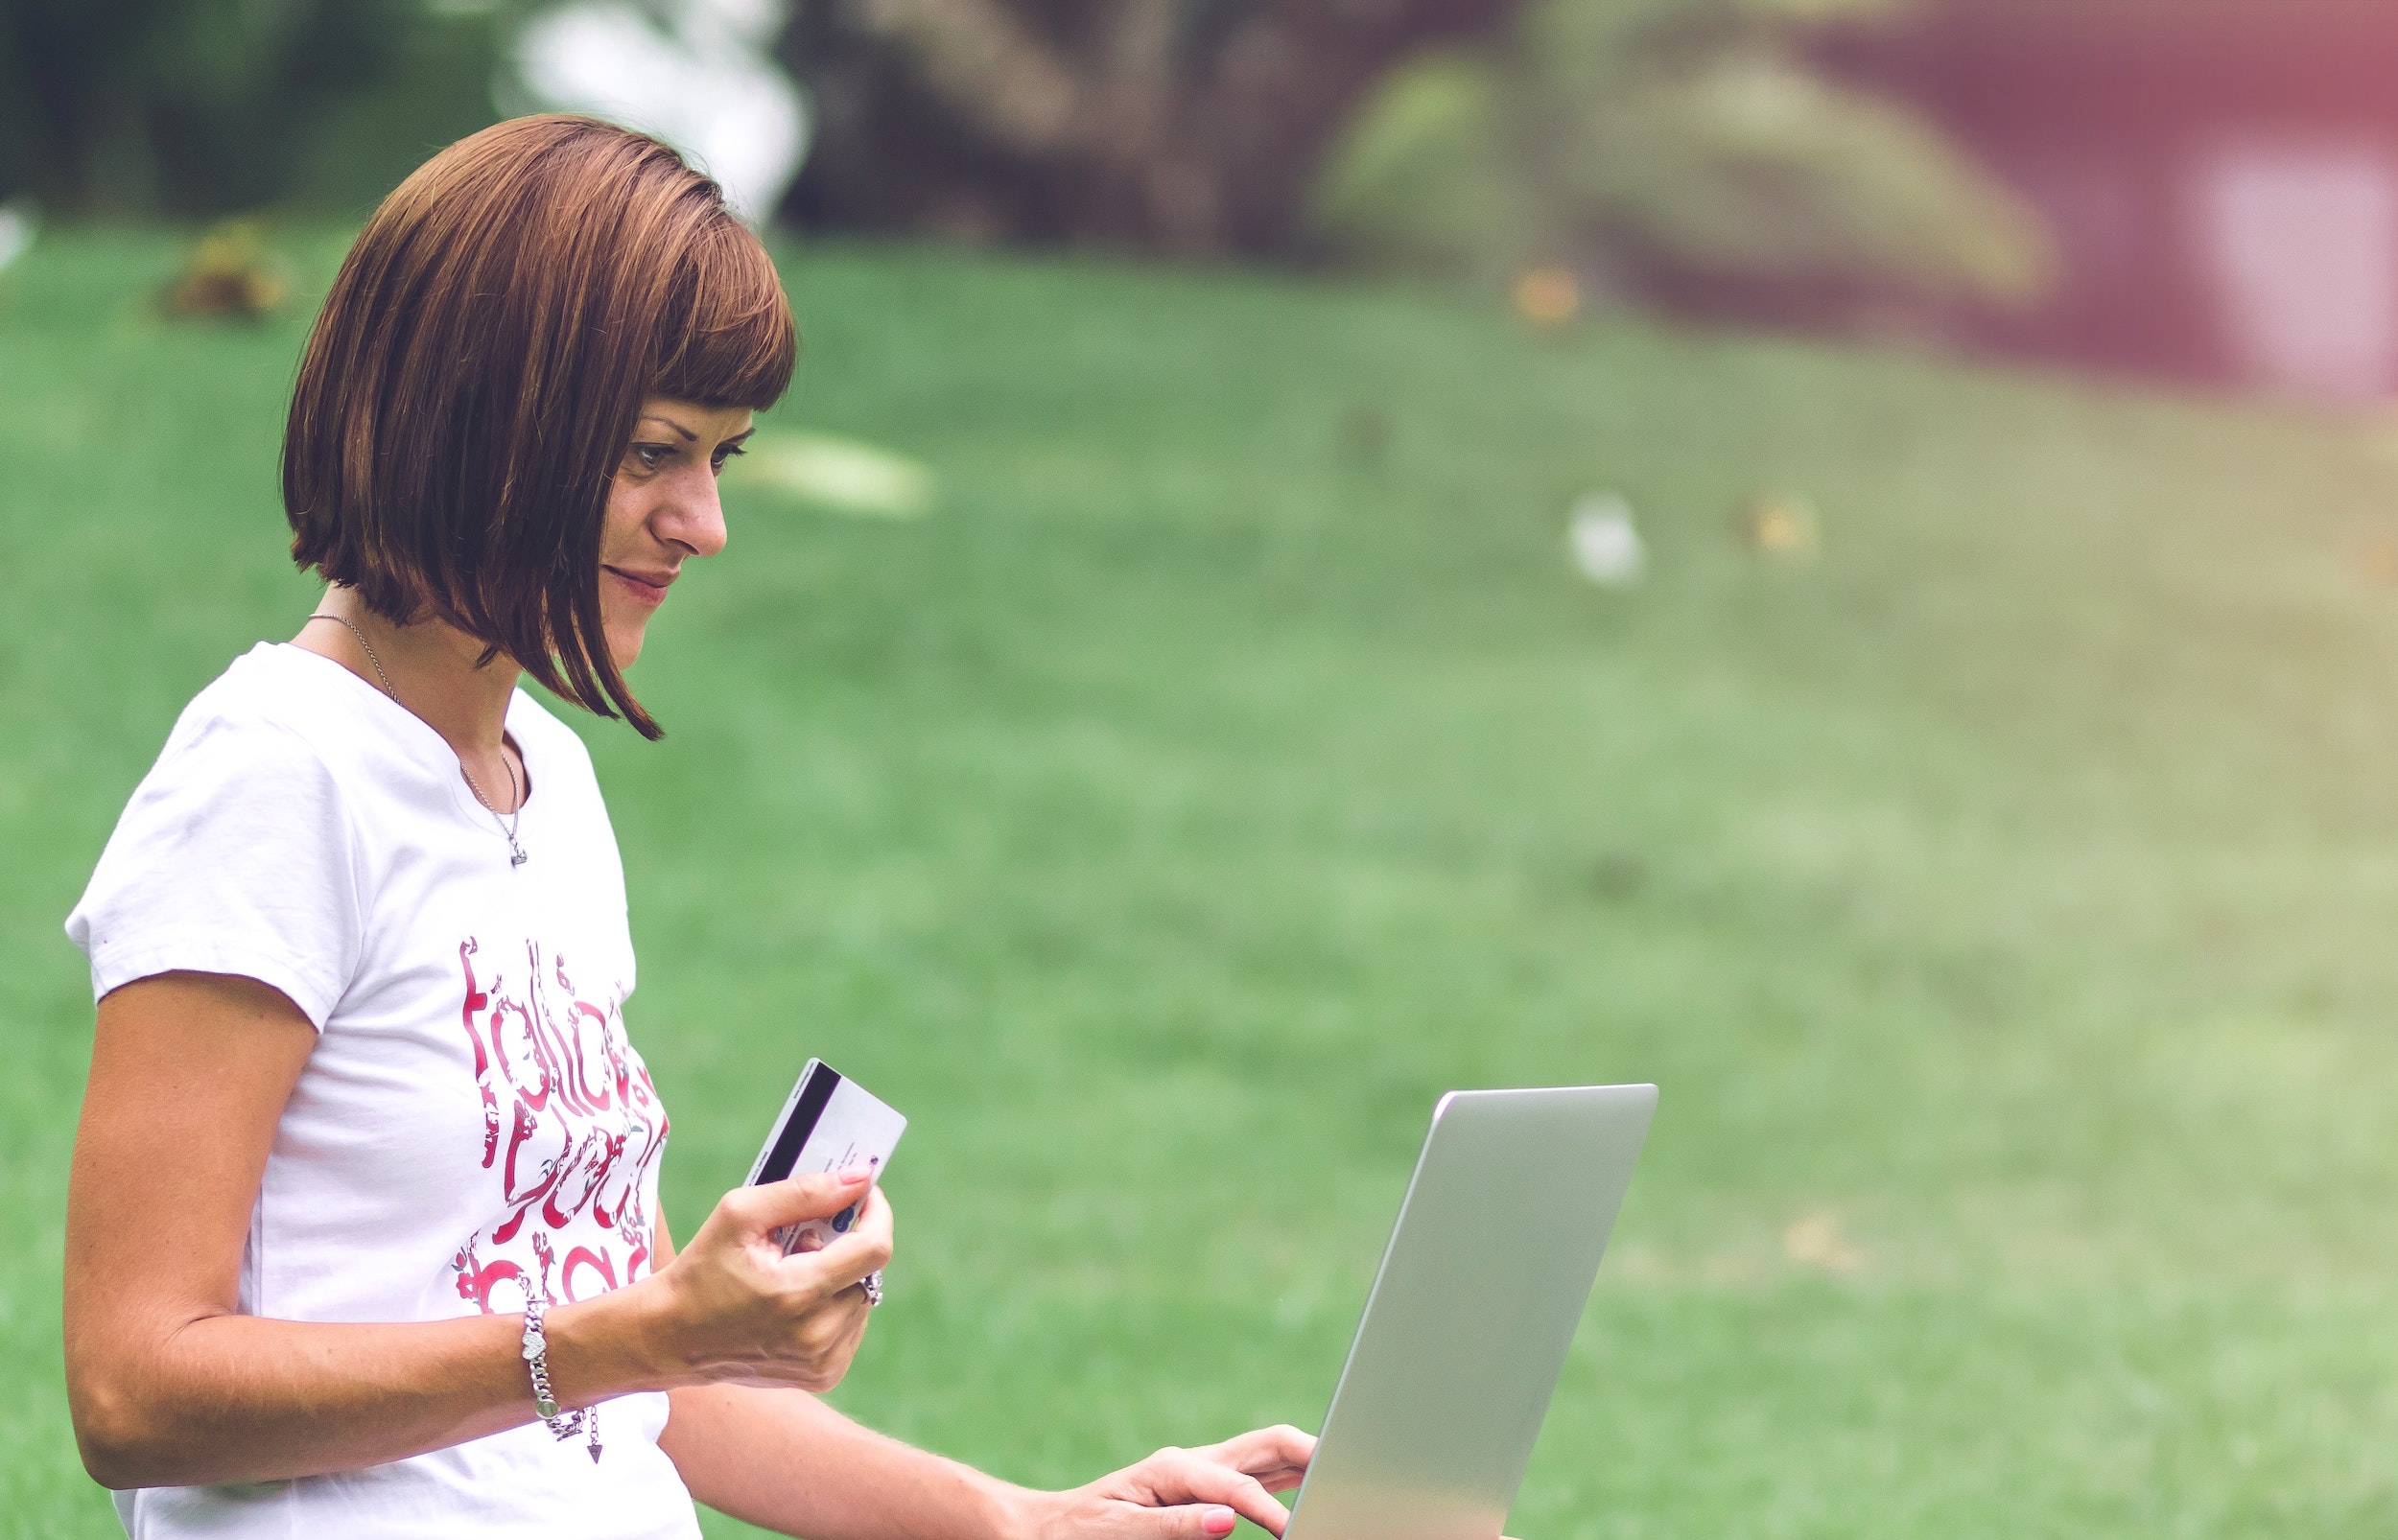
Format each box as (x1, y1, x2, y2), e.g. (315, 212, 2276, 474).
(745, 1060, 906, 1256)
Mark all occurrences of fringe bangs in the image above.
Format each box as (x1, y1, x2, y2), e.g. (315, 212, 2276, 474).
(654, 217, 796, 409)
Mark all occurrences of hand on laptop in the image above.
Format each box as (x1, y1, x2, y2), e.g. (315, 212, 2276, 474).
(1033, 1424, 1315, 1537)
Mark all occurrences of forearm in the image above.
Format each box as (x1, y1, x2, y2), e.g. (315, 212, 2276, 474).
(662, 1384, 1037, 1540)
(68, 973, 891, 1495)
(72, 1286, 666, 1489)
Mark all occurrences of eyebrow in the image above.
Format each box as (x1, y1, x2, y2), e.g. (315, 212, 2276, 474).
(640, 415, 754, 449)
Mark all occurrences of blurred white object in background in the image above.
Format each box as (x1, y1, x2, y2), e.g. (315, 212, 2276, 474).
(0, 200, 37, 275)
(2194, 136, 2398, 403)
(511, 0, 806, 224)
(724, 431, 936, 519)
(1569, 491, 1646, 586)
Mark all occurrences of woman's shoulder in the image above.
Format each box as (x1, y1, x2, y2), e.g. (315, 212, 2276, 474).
(101, 643, 410, 860)
(171, 642, 458, 788)
(70, 647, 381, 1021)
(175, 641, 382, 742)
(152, 644, 350, 781)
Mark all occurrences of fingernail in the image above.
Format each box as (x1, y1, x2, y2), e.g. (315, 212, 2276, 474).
(1203, 1509, 1236, 1536)
(837, 1163, 873, 1182)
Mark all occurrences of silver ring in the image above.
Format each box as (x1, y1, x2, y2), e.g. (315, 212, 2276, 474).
(859, 1270, 884, 1307)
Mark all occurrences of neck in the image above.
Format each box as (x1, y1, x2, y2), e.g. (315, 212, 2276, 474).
(294, 587, 523, 756)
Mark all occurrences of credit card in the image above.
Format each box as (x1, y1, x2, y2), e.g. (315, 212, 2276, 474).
(745, 1059, 906, 1256)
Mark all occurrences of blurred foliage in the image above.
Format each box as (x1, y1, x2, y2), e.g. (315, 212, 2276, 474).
(1312, 0, 2055, 315)
(159, 219, 291, 320)
(0, 0, 2052, 307)
(782, 0, 1518, 254)
(0, 0, 503, 217)
(1, 0, 1497, 245)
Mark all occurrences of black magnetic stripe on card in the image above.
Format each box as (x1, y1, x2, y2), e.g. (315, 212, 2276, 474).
(757, 1063, 843, 1184)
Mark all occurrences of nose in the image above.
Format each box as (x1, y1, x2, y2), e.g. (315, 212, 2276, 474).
(659, 465, 729, 559)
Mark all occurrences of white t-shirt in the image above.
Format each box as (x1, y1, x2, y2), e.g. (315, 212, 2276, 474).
(67, 642, 700, 1540)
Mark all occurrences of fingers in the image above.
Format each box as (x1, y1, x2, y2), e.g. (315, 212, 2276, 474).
(736, 1166, 876, 1232)
(795, 1293, 878, 1391)
(843, 1183, 895, 1249)
(1128, 1502, 1243, 1540)
(736, 1280, 875, 1392)
(1136, 1449, 1294, 1538)
(790, 1186, 892, 1293)
(1192, 1425, 1315, 1493)
(666, 1178, 888, 1391)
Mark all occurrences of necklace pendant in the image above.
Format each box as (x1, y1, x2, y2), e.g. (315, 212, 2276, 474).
(509, 843, 529, 868)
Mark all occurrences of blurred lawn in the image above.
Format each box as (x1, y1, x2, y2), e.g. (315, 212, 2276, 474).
(7, 229, 2398, 1538)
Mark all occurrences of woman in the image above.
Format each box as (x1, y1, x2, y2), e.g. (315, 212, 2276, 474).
(62, 116, 1311, 1540)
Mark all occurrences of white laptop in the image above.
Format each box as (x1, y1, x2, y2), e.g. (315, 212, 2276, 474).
(1283, 1085, 1657, 1540)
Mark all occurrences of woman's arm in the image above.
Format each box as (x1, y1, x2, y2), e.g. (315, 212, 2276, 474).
(64, 970, 888, 1490)
(652, 1225, 1318, 1540)
(665, 1386, 1314, 1540)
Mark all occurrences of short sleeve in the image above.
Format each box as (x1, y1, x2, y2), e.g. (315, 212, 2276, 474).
(66, 712, 364, 1030)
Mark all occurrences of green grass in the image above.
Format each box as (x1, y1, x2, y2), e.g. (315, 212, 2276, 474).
(7, 228, 2398, 1537)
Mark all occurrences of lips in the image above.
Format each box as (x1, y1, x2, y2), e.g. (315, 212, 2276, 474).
(605, 566, 673, 605)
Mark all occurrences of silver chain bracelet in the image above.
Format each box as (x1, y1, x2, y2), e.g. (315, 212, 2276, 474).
(520, 1297, 602, 1462)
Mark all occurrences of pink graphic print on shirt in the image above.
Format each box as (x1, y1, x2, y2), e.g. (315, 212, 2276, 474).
(448, 938, 669, 1315)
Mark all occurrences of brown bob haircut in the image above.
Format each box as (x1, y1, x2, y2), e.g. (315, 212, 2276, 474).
(284, 114, 795, 739)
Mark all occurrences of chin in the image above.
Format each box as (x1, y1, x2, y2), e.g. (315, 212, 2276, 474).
(605, 624, 647, 671)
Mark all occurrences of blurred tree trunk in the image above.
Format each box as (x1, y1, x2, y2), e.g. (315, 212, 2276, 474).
(782, 0, 1523, 254)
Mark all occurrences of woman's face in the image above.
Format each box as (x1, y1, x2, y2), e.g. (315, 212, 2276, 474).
(599, 396, 753, 668)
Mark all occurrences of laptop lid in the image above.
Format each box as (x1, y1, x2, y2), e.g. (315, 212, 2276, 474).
(1283, 1085, 1657, 1540)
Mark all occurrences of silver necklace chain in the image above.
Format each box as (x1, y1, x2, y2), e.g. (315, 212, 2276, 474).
(308, 613, 529, 868)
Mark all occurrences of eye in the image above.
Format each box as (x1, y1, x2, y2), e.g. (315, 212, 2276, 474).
(629, 443, 673, 473)
(710, 443, 746, 474)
